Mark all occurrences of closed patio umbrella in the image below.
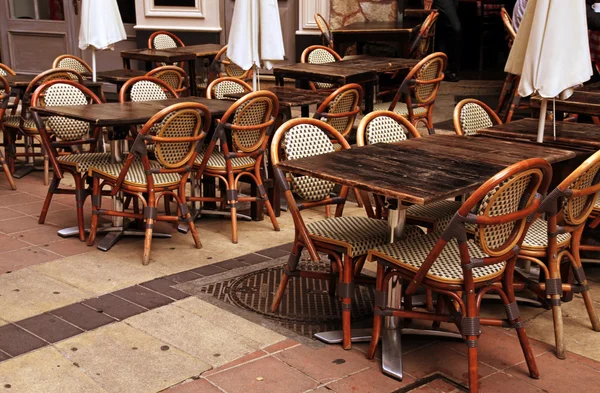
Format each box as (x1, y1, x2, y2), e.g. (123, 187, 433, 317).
(78, 0, 127, 82)
(505, 0, 592, 142)
(226, 0, 285, 90)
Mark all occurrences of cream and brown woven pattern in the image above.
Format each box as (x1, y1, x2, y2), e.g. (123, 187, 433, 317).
(58, 152, 112, 173)
(2, 115, 38, 131)
(154, 110, 200, 168)
(415, 59, 442, 102)
(323, 90, 358, 136)
(595, 195, 600, 210)
(55, 57, 90, 75)
(369, 234, 500, 284)
(307, 49, 336, 89)
(89, 159, 180, 187)
(365, 115, 410, 145)
(153, 71, 183, 92)
(195, 147, 255, 170)
(283, 123, 336, 201)
(308, 216, 423, 258)
(153, 34, 178, 50)
(211, 80, 248, 100)
(130, 80, 169, 102)
(44, 83, 90, 141)
(407, 200, 463, 231)
(224, 60, 245, 78)
(373, 102, 427, 117)
(521, 217, 571, 250)
(459, 102, 494, 136)
(562, 163, 600, 226)
(231, 99, 269, 152)
(315, 14, 331, 43)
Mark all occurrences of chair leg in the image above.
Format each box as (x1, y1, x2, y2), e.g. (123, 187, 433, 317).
(178, 196, 202, 249)
(341, 254, 354, 350)
(271, 242, 302, 312)
(74, 175, 87, 242)
(504, 83, 521, 123)
(142, 197, 156, 266)
(42, 146, 49, 186)
(39, 176, 60, 224)
(255, 174, 280, 232)
(496, 74, 514, 114)
(571, 233, 600, 332)
(367, 263, 385, 359)
(546, 253, 566, 359)
(164, 195, 172, 216)
(87, 177, 101, 246)
(0, 151, 16, 190)
(229, 189, 239, 244)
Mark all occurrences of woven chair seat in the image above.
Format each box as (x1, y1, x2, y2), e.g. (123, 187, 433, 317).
(373, 102, 428, 117)
(195, 147, 256, 170)
(2, 115, 38, 132)
(332, 142, 343, 151)
(369, 233, 501, 284)
(595, 195, 600, 209)
(58, 152, 112, 174)
(407, 200, 463, 231)
(307, 216, 423, 258)
(521, 217, 572, 250)
(89, 159, 180, 187)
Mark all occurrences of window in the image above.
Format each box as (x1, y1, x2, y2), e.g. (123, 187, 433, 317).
(117, 0, 136, 24)
(10, 0, 65, 21)
(154, 0, 196, 6)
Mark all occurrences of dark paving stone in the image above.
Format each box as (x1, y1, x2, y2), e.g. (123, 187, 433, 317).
(16, 313, 83, 343)
(213, 259, 249, 270)
(50, 303, 116, 331)
(255, 246, 290, 259)
(191, 264, 228, 276)
(83, 294, 147, 321)
(140, 278, 190, 300)
(112, 285, 173, 309)
(0, 324, 46, 356)
(165, 270, 203, 283)
(0, 350, 10, 362)
(274, 242, 294, 252)
(235, 253, 271, 265)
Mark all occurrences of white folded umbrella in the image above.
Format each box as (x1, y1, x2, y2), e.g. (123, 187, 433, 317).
(505, 0, 592, 142)
(78, 0, 127, 82)
(226, 0, 285, 90)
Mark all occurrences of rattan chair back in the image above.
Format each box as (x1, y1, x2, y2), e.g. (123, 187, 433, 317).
(0, 63, 16, 76)
(315, 83, 363, 138)
(146, 66, 190, 97)
(453, 98, 502, 136)
(119, 76, 179, 103)
(214, 45, 251, 80)
(423, 0, 433, 10)
(52, 55, 92, 76)
(148, 31, 186, 67)
(356, 110, 421, 146)
(0, 75, 15, 189)
(314, 13, 334, 48)
(206, 77, 252, 100)
(410, 11, 439, 59)
(500, 7, 517, 46)
(301, 45, 342, 90)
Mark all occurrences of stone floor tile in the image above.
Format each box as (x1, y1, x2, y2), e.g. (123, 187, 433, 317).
(0, 193, 42, 207)
(274, 344, 378, 384)
(175, 297, 285, 348)
(255, 245, 290, 259)
(0, 269, 91, 322)
(235, 253, 271, 265)
(113, 285, 174, 309)
(262, 338, 301, 354)
(0, 207, 26, 221)
(140, 278, 190, 300)
(505, 351, 600, 391)
(9, 200, 71, 216)
(207, 356, 319, 393)
(164, 378, 223, 393)
(0, 346, 108, 393)
(33, 252, 164, 296)
(83, 294, 147, 321)
(16, 313, 83, 343)
(325, 367, 415, 393)
(125, 303, 266, 367)
(41, 239, 95, 257)
(479, 372, 544, 393)
(0, 324, 47, 356)
(0, 350, 10, 362)
(0, 246, 61, 273)
(203, 349, 268, 376)
(191, 264, 228, 276)
(11, 225, 68, 246)
(401, 342, 496, 385)
(213, 258, 250, 270)
(0, 216, 46, 234)
(55, 322, 210, 393)
(0, 233, 30, 253)
(50, 303, 116, 331)
(165, 270, 203, 284)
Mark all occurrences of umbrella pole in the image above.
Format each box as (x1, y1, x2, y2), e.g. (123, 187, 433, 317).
(536, 98, 548, 143)
(92, 48, 97, 82)
(252, 65, 258, 91)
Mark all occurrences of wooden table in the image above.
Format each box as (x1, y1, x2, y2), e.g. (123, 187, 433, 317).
(277, 133, 576, 380)
(95, 69, 146, 92)
(530, 83, 600, 117)
(30, 97, 234, 250)
(331, 20, 421, 57)
(477, 118, 600, 152)
(121, 44, 224, 96)
(226, 87, 331, 118)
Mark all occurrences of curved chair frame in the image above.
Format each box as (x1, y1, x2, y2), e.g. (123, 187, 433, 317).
(300, 45, 343, 91)
(0, 76, 16, 190)
(314, 83, 363, 140)
(52, 55, 93, 75)
(30, 80, 105, 240)
(367, 158, 552, 393)
(206, 77, 253, 100)
(496, 8, 522, 123)
(356, 110, 421, 147)
(148, 31, 186, 68)
(213, 45, 252, 80)
(87, 102, 211, 265)
(314, 13, 334, 49)
(146, 66, 190, 97)
(453, 98, 502, 136)
(119, 76, 179, 103)
(190, 90, 280, 244)
(0, 63, 16, 76)
(409, 11, 439, 59)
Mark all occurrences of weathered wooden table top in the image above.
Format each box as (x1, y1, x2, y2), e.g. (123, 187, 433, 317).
(95, 69, 146, 83)
(338, 55, 419, 73)
(277, 134, 577, 205)
(273, 63, 378, 85)
(4, 74, 103, 89)
(120, 44, 223, 62)
(530, 83, 600, 115)
(225, 87, 330, 108)
(332, 20, 421, 34)
(158, 44, 224, 57)
(30, 97, 233, 127)
(477, 118, 600, 150)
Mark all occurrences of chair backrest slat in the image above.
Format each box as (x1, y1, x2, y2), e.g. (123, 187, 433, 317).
(315, 83, 363, 139)
(453, 99, 502, 136)
(357, 110, 421, 146)
(206, 77, 252, 100)
(53, 55, 92, 77)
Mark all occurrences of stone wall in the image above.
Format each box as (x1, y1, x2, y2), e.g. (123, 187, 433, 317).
(329, 0, 398, 29)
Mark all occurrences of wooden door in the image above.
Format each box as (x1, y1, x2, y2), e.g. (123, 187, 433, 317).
(0, 0, 79, 74)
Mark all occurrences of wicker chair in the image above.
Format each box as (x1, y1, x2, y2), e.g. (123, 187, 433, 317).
(148, 31, 186, 68)
(314, 83, 363, 147)
(2, 68, 85, 184)
(517, 150, 600, 359)
(213, 45, 251, 80)
(314, 13, 334, 49)
(87, 102, 210, 265)
(146, 66, 190, 97)
(190, 91, 280, 244)
(119, 76, 179, 103)
(52, 55, 93, 76)
(409, 11, 439, 59)
(206, 77, 252, 100)
(367, 158, 552, 393)
(0, 76, 16, 190)
(496, 8, 524, 123)
(0, 63, 15, 99)
(454, 98, 502, 136)
(300, 45, 342, 91)
(29, 80, 111, 241)
(270, 117, 423, 349)
(374, 52, 447, 134)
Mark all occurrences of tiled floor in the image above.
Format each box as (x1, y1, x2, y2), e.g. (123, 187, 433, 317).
(0, 81, 599, 392)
